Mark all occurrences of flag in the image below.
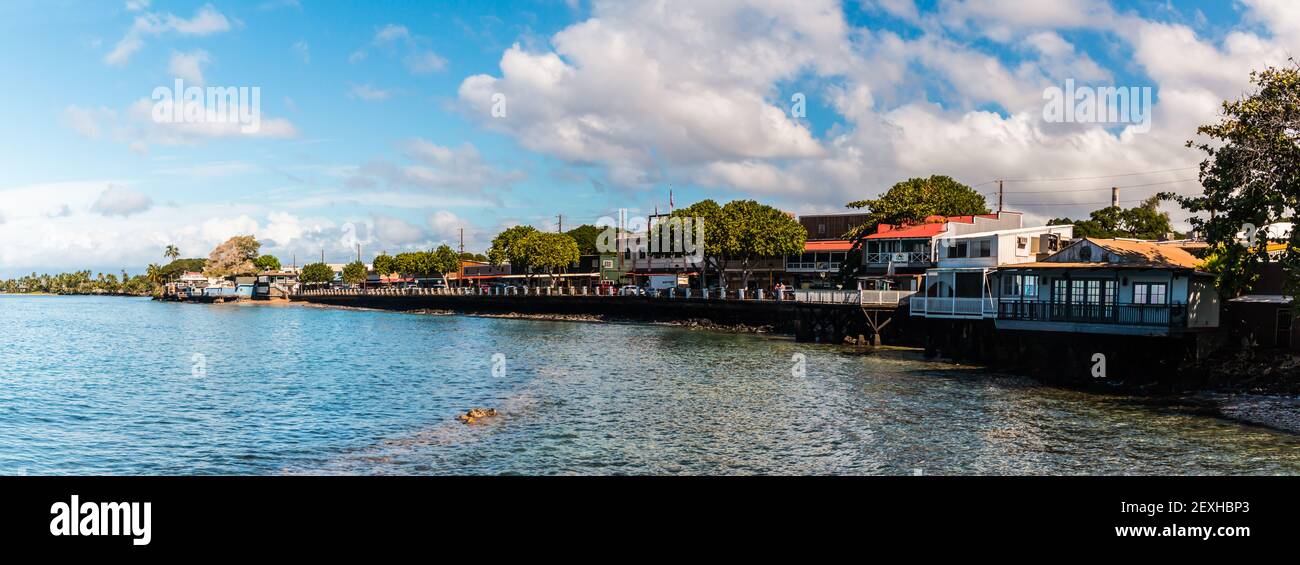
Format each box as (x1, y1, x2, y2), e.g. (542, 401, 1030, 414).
(669, 189, 674, 210)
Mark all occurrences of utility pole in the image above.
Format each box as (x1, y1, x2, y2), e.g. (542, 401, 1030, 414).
(458, 228, 464, 255)
(557, 214, 563, 233)
(1111, 186, 1120, 209)
(997, 180, 1004, 212)
(356, 243, 361, 263)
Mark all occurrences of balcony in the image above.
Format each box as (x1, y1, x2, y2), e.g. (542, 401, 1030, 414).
(909, 296, 997, 318)
(865, 251, 933, 265)
(785, 261, 841, 272)
(997, 300, 1187, 327)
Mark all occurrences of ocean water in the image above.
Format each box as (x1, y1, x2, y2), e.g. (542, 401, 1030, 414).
(0, 295, 1297, 475)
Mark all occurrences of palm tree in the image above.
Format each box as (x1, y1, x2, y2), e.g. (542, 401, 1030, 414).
(164, 245, 180, 262)
(145, 264, 165, 296)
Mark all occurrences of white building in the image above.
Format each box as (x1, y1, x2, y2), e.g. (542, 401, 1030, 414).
(910, 224, 1074, 318)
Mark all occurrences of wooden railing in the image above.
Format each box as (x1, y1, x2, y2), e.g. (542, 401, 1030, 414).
(997, 300, 1186, 327)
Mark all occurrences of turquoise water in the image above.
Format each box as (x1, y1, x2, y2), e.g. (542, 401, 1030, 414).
(1, 295, 1297, 475)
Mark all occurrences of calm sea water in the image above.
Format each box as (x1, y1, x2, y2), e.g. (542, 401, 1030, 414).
(1, 295, 1297, 475)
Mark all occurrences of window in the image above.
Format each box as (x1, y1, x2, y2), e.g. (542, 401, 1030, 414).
(1002, 274, 1039, 297)
(977, 239, 992, 257)
(947, 241, 969, 258)
(1133, 283, 1168, 305)
(1016, 237, 1028, 250)
(818, 223, 826, 235)
(1052, 279, 1068, 304)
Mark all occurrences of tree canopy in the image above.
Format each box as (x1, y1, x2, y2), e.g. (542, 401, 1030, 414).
(1046, 197, 1177, 240)
(844, 175, 990, 239)
(512, 232, 580, 285)
(299, 262, 334, 286)
(719, 200, 806, 288)
(671, 199, 727, 287)
(1164, 62, 1300, 298)
(431, 245, 461, 279)
(564, 224, 604, 255)
(341, 261, 368, 286)
(253, 254, 282, 272)
(204, 235, 262, 278)
(488, 225, 539, 267)
(372, 253, 395, 277)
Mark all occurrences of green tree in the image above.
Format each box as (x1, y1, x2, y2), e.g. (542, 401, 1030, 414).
(372, 253, 395, 277)
(488, 225, 539, 267)
(719, 200, 807, 288)
(671, 199, 726, 288)
(341, 261, 368, 286)
(564, 224, 604, 255)
(1047, 198, 1175, 240)
(845, 176, 990, 238)
(431, 245, 461, 283)
(253, 254, 282, 272)
(164, 245, 180, 262)
(458, 252, 488, 262)
(513, 232, 580, 287)
(204, 235, 262, 278)
(299, 262, 335, 287)
(1165, 63, 1299, 298)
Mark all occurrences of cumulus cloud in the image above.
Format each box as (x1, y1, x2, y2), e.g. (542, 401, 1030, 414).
(372, 215, 427, 246)
(90, 185, 153, 217)
(454, 0, 1300, 226)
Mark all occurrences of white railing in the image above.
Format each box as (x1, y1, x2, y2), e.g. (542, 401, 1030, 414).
(789, 289, 917, 305)
(909, 296, 997, 318)
(865, 251, 933, 264)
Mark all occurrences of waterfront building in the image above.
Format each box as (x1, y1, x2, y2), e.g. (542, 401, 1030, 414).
(990, 238, 1220, 336)
(254, 271, 300, 300)
(859, 211, 1026, 290)
(910, 223, 1074, 319)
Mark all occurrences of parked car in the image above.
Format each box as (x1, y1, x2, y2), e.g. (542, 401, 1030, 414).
(618, 285, 643, 296)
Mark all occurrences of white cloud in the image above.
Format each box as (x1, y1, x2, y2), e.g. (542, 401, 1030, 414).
(91, 184, 153, 217)
(348, 84, 391, 101)
(372, 215, 427, 246)
(345, 139, 524, 193)
(404, 50, 447, 74)
(64, 99, 299, 152)
(105, 4, 232, 66)
(167, 49, 210, 85)
(352, 23, 448, 76)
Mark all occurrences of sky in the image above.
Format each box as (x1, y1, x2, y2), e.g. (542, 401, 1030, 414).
(0, 0, 1295, 276)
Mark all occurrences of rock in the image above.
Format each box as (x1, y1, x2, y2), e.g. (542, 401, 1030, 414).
(457, 407, 499, 425)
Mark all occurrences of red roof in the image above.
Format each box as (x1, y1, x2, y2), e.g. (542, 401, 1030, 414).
(863, 213, 1004, 240)
(864, 222, 948, 239)
(804, 240, 854, 252)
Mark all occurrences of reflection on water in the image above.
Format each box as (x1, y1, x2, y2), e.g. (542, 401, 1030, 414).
(1, 295, 1297, 475)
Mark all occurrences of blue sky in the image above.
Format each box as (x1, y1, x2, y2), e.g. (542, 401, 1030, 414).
(0, 0, 1294, 276)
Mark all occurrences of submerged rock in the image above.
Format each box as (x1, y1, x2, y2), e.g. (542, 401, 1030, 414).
(457, 407, 499, 425)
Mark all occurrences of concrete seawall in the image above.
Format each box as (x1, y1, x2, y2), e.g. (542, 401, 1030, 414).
(291, 293, 803, 333)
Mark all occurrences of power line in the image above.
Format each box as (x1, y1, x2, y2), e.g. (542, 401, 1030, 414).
(1001, 178, 1200, 194)
(996, 166, 1199, 184)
